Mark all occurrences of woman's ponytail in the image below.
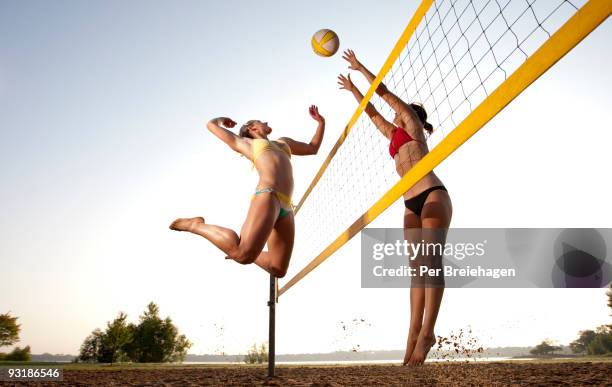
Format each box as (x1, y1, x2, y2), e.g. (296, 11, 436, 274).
(409, 103, 434, 135)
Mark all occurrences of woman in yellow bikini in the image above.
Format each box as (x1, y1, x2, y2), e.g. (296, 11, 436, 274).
(170, 106, 325, 278)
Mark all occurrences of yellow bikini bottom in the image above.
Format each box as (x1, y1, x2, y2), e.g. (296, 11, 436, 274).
(252, 188, 293, 218)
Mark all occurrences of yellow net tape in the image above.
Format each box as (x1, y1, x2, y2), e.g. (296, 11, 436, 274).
(280, 0, 610, 296)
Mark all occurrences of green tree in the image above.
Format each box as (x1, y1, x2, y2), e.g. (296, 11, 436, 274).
(530, 340, 562, 356)
(0, 312, 31, 362)
(78, 303, 191, 363)
(5, 346, 31, 361)
(243, 343, 268, 364)
(587, 325, 612, 355)
(78, 328, 104, 363)
(127, 302, 192, 363)
(171, 332, 192, 362)
(78, 315, 132, 364)
(122, 323, 139, 361)
(570, 330, 596, 354)
(256, 343, 268, 364)
(0, 312, 20, 348)
(101, 312, 132, 364)
(244, 344, 258, 364)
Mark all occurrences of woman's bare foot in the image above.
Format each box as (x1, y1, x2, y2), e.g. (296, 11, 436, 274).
(169, 217, 205, 232)
(402, 331, 420, 366)
(407, 331, 436, 366)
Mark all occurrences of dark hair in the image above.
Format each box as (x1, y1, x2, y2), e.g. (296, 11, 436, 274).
(409, 103, 434, 134)
(239, 120, 256, 138)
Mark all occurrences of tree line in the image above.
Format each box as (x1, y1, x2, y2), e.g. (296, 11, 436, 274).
(78, 302, 192, 363)
(531, 285, 612, 357)
(568, 285, 612, 356)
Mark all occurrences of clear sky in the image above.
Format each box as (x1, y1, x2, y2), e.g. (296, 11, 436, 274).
(1, 1, 610, 356)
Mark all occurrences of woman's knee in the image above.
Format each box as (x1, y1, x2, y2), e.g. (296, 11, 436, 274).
(269, 265, 287, 278)
(271, 258, 290, 278)
(268, 256, 290, 278)
(230, 245, 260, 265)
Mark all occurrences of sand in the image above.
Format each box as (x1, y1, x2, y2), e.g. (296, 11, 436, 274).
(1, 361, 610, 386)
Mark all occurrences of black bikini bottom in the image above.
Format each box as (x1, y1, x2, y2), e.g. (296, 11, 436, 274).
(404, 186, 448, 216)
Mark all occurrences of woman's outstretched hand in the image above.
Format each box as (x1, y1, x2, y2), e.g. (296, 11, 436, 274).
(221, 117, 237, 128)
(342, 49, 362, 71)
(309, 105, 324, 123)
(337, 73, 355, 92)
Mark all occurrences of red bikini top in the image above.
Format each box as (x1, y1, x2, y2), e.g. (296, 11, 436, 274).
(389, 127, 420, 158)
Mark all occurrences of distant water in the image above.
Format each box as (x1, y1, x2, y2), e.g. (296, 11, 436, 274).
(183, 357, 534, 365)
(24, 356, 537, 366)
(20, 357, 541, 366)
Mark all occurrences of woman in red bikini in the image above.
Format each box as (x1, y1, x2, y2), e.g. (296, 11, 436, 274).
(338, 50, 452, 366)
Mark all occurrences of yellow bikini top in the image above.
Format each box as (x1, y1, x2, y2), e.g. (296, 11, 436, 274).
(251, 138, 291, 163)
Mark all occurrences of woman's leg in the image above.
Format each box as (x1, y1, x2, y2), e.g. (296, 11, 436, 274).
(403, 210, 423, 365)
(251, 212, 295, 278)
(169, 192, 280, 270)
(408, 189, 452, 366)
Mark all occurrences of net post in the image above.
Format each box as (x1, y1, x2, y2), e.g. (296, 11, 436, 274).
(267, 274, 277, 377)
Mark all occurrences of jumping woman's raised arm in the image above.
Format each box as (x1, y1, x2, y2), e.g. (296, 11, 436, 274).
(343, 49, 409, 116)
(206, 117, 251, 156)
(279, 105, 325, 155)
(338, 73, 395, 139)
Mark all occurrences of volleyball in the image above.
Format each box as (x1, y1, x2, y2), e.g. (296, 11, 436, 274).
(311, 29, 339, 57)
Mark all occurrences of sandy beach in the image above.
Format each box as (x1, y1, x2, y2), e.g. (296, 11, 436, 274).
(1, 359, 610, 386)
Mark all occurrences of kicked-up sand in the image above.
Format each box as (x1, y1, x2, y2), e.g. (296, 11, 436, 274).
(1, 359, 610, 386)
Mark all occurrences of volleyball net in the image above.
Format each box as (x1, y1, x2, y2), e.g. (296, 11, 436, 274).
(280, 0, 610, 296)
